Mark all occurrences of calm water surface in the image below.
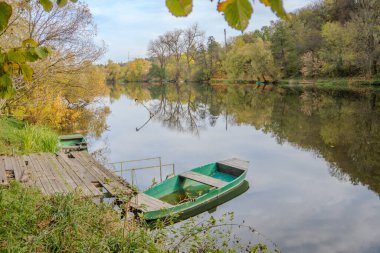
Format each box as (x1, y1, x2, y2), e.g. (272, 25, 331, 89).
(89, 83, 380, 253)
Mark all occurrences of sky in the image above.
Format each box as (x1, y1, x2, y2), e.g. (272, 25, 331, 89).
(86, 0, 315, 63)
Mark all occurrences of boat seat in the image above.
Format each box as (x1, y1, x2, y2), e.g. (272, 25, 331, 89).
(130, 193, 174, 212)
(180, 171, 228, 188)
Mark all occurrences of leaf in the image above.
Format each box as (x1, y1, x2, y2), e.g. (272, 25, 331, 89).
(0, 73, 14, 99)
(20, 64, 33, 81)
(218, 0, 253, 31)
(26, 48, 40, 62)
(70, 0, 78, 2)
(258, 0, 287, 19)
(0, 2, 12, 32)
(34, 47, 50, 59)
(22, 38, 39, 48)
(166, 0, 193, 17)
(7, 49, 27, 64)
(39, 0, 53, 12)
(57, 0, 68, 8)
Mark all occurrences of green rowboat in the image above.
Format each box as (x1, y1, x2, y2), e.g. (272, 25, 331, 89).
(130, 158, 249, 221)
(59, 134, 87, 151)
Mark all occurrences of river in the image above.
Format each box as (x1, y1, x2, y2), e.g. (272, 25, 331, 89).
(88, 83, 380, 253)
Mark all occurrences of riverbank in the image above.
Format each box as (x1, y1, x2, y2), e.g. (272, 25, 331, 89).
(210, 78, 380, 90)
(0, 118, 59, 156)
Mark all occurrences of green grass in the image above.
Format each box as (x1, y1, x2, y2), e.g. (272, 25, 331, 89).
(0, 183, 276, 253)
(0, 182, 161, 252)
(0, 117, 59, 155)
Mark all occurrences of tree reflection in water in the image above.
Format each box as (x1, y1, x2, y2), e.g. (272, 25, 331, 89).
(108, 83, 380, 195)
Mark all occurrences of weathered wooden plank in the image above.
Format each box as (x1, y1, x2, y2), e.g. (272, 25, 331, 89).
(180, 171, 228, 188)
(40, 154, 69, 193)
(217, 158, 249, 171)
(3, 157, 16, 181)
(15, 156, 30, 185)
(78, 152, 127, 185)
(57, 153, 102, 197)
(29, 154, 55, 195)
(22, 155, 46, 194)
(34, 154, 63, 194)
(73, 152, 130, 196)
(54, 154, 95, 197)
(0, 157, 7, 185)
(130, 193, 173, 212)
(46, 155, 77, 192)
(9, 157, 22, 181)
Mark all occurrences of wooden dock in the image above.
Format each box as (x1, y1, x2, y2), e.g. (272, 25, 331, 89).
(0, 151, 131, 197)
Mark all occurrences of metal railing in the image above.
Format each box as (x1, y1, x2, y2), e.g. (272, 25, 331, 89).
(108, 157, 175, 188)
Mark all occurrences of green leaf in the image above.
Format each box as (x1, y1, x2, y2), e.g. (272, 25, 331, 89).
(20, 64, 33, 81)
(0, 73, 14, 99)
(22, 38, 39, 48)
(57, 0, 68, 8)
(166, 0, 193, 17)
(39, 0, 53, 12)
(0, 2, 12, 32)
(217, 0, 253, 31)
(7, 49, 27, 64)
(258, 0, 287, 19)
(70, 0, 78, 2)
(34, 47, 50, 59)
(26, 48, 40, 62)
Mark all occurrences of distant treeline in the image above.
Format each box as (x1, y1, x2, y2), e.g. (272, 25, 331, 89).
(104, 0, 380, 83)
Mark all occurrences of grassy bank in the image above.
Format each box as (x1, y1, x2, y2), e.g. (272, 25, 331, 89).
(0, 182, 160, 252)
(0, 182, 275, 253)
(0, 117, 59, 155)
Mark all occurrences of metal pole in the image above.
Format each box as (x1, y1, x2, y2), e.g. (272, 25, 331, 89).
(131, 169, 134, 186)
(172, 164, 175, 175)
(121, 162, 123, 178)
(159, 157, 163, 182)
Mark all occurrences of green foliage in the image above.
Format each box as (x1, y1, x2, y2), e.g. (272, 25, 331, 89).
(217, 0, 253, 31)
(166, 0, 192, 17)
(0, 182, 277, 252)
(0, 43, 51, 98)
(0, 0, 77, 99)
(259, 0, 287, 19)
(0, 182, 160, 252)
(0, 117, 59, 155)
(166, 0, 287, 31)
(0, 2, 11, 32)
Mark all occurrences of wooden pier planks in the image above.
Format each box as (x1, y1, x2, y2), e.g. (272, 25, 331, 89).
(0, 151, 130, 198)
(180, 171, 228, 188)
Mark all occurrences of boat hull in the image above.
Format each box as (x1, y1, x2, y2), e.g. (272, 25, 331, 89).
(142, 170, 248, 221)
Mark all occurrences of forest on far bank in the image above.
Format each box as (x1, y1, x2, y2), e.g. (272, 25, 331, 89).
(104, 0, 380, 84)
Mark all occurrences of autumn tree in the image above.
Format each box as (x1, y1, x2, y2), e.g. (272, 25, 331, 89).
(183, 24, 204, 81)
(0, 1, 107, 130)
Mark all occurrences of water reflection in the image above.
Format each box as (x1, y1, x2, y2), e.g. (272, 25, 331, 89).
(109, 83, 380, 196)
(96, 83, 380, 253)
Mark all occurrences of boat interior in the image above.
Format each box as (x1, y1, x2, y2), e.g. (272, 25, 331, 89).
(143, 162, 245, 205)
